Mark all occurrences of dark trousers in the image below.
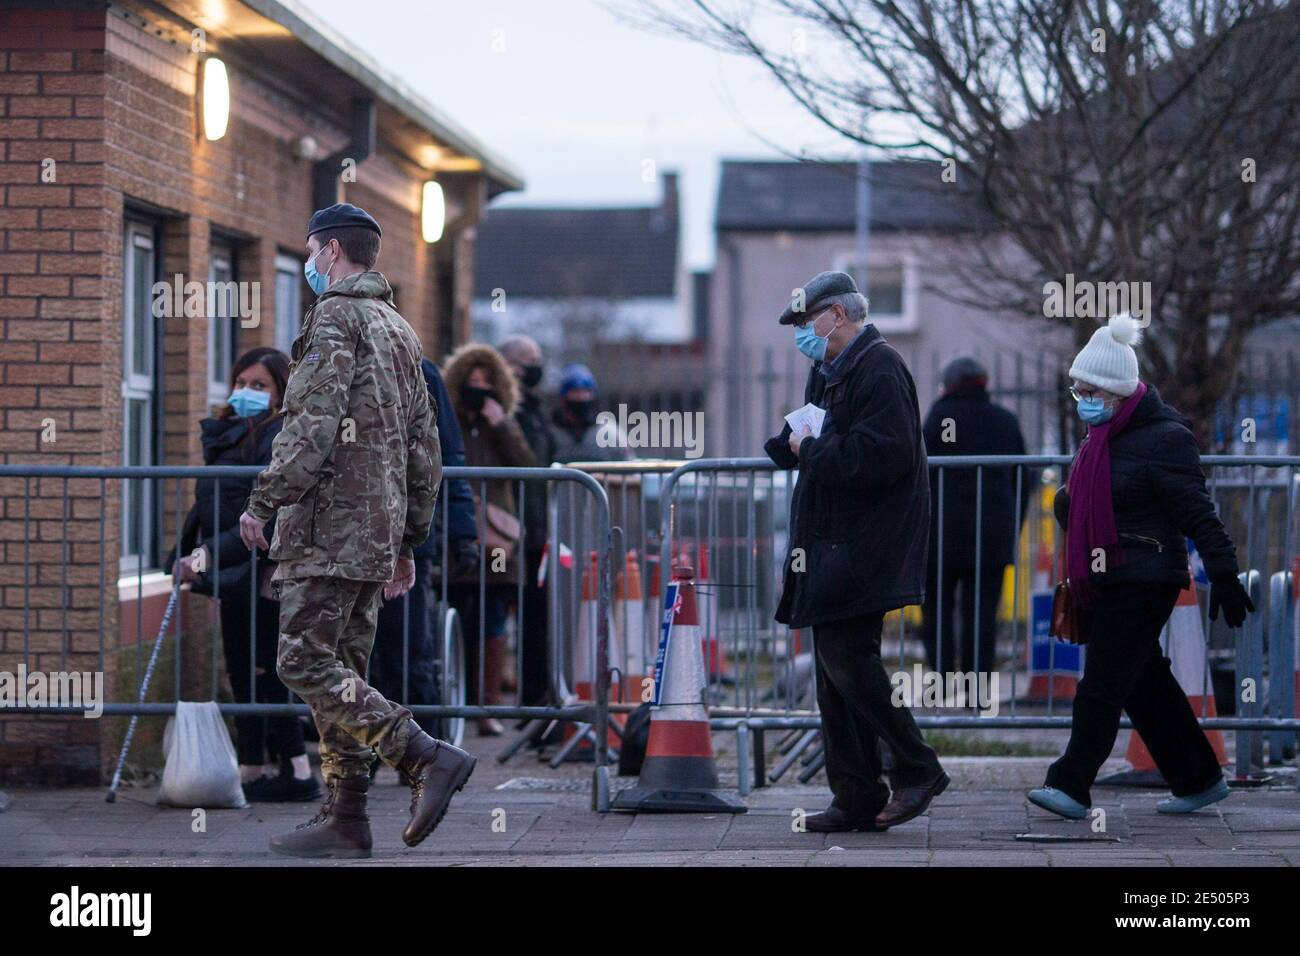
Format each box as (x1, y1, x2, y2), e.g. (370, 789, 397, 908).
(220, 589, 305, 767)
(1045, 583, 1223, 806)
(370, 557, 439, 737)
(921, 562, 1003, 674)
(813, 613, 945, 813)
(520, 548, 551, 706)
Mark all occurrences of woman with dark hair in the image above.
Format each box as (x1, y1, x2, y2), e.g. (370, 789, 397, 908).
(173, 346, 320, 802)
(1027, 314, 1253, 820)
(442, 342, 537, 736)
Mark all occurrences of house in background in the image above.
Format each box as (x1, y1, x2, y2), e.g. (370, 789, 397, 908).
(709, 159, 1072, 457)
(472, 172, 690, 351)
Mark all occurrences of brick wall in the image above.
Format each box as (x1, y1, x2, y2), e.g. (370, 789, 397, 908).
(1, 0, 484, 784)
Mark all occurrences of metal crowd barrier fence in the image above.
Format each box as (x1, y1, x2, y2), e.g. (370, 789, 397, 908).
(638, 455, 1300, 793)
(0, 464, 616, 811)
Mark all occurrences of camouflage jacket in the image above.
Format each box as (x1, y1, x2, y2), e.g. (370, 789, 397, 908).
(245, 271, 441, 582)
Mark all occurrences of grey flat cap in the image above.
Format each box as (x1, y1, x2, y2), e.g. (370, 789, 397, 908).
(779, 270, 859, 325)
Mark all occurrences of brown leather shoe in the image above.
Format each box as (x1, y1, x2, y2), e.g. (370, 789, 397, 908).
(874, 772, 950, 830)
(804, 805, 886, 832)
(397, 725, 477, 847)
(269, 776, 372, 858)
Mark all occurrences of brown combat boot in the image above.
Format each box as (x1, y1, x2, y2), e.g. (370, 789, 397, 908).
(268, 775, 372, 859)
(397, 724, 476, 847)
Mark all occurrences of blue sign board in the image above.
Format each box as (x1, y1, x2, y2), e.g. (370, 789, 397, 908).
(1029, 590, 1083, 675)
(651, 583, 679, 707)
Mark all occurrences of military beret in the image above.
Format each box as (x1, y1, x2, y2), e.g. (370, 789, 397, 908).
(307, 202, 382, 239)
(779, 270, 859, 325)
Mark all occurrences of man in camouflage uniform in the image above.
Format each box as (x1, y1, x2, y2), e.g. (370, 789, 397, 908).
(240, 202, 475, 858)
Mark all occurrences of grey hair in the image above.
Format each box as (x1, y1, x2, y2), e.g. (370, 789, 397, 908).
(826, 291, 869, 323)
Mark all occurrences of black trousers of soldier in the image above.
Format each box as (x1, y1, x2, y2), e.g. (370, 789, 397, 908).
(1045, 582, 1224, 807)
(812, 612, 945, 815)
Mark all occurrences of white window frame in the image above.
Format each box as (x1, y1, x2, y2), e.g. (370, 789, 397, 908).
(208, 242, 236, 408)
(275, 253, 304, 356)
(832, 252, 919, 334)
(121, 221, 157, 576)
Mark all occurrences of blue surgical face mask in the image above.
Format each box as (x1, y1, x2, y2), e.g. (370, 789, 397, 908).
(1076, 396, 1114, 425)
(794, 315, 833, 362)
(228, 387, 271, 418)
(303, 243, 335, 296)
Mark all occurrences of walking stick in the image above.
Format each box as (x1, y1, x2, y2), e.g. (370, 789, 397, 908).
(105, 577, 183, 803)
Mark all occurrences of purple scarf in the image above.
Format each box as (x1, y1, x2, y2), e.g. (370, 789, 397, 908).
(1064, 381, 1148, 607)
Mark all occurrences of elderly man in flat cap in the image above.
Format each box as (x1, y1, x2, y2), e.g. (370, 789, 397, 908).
(765, 271, 948, 832)
(240, 202, 475, 858)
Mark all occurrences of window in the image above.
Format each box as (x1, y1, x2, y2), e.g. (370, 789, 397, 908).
(275, 254, 304, 355)
(832, 254, 918, 333)
(208, 242, 236, 408)
(121, 221, 158, 575)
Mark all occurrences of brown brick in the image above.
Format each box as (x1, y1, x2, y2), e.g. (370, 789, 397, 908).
(37, 386, 99, 406)
(0, 298, 38, 318)
(40, 253, 100, 275)
(7, 230, 70, 251)
(71, 230, 102, 252)
(42, 74, 104, 95)
(0, 343, 38, 362)
(39, 298, 101, 319)
(6, 185, 69, 207)
(0, 387, 37, 407)
(6, 275, 70, 296)
(0, 119, 40, 138)
(8, 96, 73, 118)
(5, 320, 69, 342)
(40, 118, 102, 139)
(0, 253, 38, 273)
(39, 207, 100, 229)
(74, 96, 104, 118)
(7, 141, 72, 163)
(37, 342, 91, 363)
(9, 52, 74, 72)
(7, 364, 69, 386)
(71, 276, 100, 297)
(0, 208, 39, 229)
(0, 75, 39, 95)
(72, 140, 105, 163)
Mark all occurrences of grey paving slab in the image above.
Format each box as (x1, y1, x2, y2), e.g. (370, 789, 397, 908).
(1, 732, 1297, 866)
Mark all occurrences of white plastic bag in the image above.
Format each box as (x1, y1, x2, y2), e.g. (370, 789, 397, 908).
(157, 701, 247, 808)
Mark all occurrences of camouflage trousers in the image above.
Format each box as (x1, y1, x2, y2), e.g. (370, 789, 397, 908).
(275, 576, 414, 781)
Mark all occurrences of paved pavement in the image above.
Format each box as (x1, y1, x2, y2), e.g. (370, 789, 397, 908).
(2, 732, 1298, 866)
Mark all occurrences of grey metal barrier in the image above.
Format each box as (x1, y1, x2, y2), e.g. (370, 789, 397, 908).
(649, 455, 1300, 791)
(0, 464, 616, 810)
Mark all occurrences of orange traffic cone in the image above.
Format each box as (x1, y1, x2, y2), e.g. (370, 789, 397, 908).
(1106, 578, 1228, 786)
(613, 550, 648, 704)
(567, 551, 618, 750)
(611, 564, 746, 813)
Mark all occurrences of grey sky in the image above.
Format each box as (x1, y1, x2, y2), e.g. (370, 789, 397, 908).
(305, 0, 853, 270)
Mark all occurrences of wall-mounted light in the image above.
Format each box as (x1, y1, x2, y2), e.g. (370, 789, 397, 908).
(201, 57, 230, 141)
(422, 180, 445, 243)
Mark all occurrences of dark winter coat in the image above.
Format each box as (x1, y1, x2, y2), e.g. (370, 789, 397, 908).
(177, 411, 282, 598)
(1054, 384, 1239, 592)
(415, 357, 477, 558)
(923, 386, 1030, 569)
(765, 324, 930, 627)
(515, 388, 558, 553)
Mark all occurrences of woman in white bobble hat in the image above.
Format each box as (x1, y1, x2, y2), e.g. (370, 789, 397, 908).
(1027, 313, 1253, 820)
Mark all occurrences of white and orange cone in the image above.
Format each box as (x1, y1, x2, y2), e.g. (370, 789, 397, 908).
(612, 563, 746, 813)
(613, 550, 648, 706)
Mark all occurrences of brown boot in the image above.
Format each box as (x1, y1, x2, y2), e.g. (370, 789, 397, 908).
(396, 723, 476, 847)
(478, 638, 507, 736)
(268, 776, 372, 859)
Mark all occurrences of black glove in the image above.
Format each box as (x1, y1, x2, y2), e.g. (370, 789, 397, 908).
(1209, 573, 1254, 628)
(451, 538, 480, 579)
